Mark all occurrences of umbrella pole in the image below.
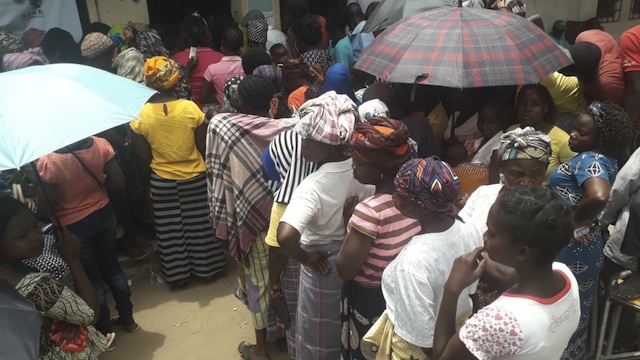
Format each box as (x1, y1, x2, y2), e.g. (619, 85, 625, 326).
(29, 162, 63, 232)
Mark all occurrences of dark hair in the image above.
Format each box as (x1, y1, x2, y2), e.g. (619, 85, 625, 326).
(292, 15, 322, 48)
(495, 187, 573, 265)
(178, 14, 212, 49)
(239, 75, 276, 114)
(241, 48, 273, 75)
(569, 42, 601, 84)
(0, 197, 27, 236)
(479, 97, 511, 129)
(281, 59, 319, 83)
(348, 3, 364, 21)
(517, 84, 558, 125)
(587, 101, 633, 162)
(327, 6, 350, 32)
(269, 43, 287, 57)
(305, 82, 323, 100)
(41, 28, 83, 64)
(222, 26, 244, 53)
(85, 22, 111, 36)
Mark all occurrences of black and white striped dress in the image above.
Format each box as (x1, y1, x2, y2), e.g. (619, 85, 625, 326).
(150, 172, 226, 283)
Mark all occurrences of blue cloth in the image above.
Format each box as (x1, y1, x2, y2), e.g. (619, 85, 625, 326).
(67, 205, 133, 334)
(329, 36, 355, 68)
(548, 151, 618, 359)
(261, 147, 281, 185)
(350, 21, 375, 60)
(321, 63, 359, 104)
(549, 33, 571, 49)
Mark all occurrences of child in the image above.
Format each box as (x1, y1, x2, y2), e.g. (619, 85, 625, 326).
(270, 43, 290, 66)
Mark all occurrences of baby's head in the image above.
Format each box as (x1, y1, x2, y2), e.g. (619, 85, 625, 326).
(269, 43, 290, 65)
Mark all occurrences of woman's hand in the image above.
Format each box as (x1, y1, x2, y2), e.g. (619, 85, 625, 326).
(268, 283, 283, 301)
(57, 228, 81, 264)
(304, 251, 331, 276)
(445, 247, 486, 294)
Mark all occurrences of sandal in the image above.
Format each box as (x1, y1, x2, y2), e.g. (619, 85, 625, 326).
(238, 341, 271, 360)
(111, 317, 140, 333)
(234, 285, 249, 306)
(105, 333, 116, 352)
(612, 280, 640, 301)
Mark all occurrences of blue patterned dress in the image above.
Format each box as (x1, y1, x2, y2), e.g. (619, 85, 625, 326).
(548, 151, 618, 360)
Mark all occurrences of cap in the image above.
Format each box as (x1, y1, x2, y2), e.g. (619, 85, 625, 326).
(81, 32, 113, 58)
(553, 20, 567, 31)
(241, 10, 265, 27)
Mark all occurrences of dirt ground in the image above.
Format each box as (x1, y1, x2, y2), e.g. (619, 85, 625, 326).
(101, 261, 290, 360)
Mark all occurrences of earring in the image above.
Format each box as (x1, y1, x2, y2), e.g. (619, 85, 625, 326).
(380, 173, 384, 180)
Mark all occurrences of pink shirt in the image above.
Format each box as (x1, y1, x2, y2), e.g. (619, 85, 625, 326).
(173, 47, 224, 108)
(203, 56, 244, 104)
(38, 137, 114, 226)
(576, 30, 626, 105)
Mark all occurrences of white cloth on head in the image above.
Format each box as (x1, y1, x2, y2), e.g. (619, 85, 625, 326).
(280, 159, 374, 247)
(358, 99, 389, 120)
(381, 220, 482, 348)
(267, 26, 289, 53)
(295, 91, 359, 145)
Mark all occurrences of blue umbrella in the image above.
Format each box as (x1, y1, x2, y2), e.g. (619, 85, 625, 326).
(0, 63, 156, 170)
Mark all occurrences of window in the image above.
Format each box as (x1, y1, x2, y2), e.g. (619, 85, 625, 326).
(597, 0, 622, 23)
(631, 0, 640, 20)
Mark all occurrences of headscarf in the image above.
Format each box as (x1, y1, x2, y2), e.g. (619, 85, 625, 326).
(135, 29, 170, 58)
(81, 32, 113, 58)
(586, 101, 606, 129)
(247, 18, 268, 44)
(0, 29, 25, 57)
(107, 24, 135, 52)
(2, 47, 49, 71)
(321, 63, 358, 103)
(21, 28, 46, 49)
(498, 126, 552, 163)
(114, 47, 145, 82)
(253, 65, 283, 92)
(358, 99, 390, 121)
(144, 56, 180, 90)
(394, 157, 461, 214)
(350, 117, 412, 171)
(241, 10, 265, 27)
(222, 75, 245, 112)
(295, 91, 359, 145)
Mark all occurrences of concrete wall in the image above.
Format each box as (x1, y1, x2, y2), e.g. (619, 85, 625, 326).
(85, 0, 149, 25)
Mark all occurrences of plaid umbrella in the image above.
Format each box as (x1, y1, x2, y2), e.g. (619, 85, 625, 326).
(355, 7, 573, 88)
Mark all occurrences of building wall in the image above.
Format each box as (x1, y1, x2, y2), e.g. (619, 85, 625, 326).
(85, 0, 149, 25)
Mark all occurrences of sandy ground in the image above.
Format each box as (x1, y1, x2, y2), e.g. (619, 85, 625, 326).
(101, 260, 290, 360)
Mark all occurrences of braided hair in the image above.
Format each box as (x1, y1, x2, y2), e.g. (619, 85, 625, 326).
(222, 26, 244, 53)
(586, 101, 633, 162)
(238, 75, 276, 115)
(495, 187, 573, 265)
(292, 15, 322, 48)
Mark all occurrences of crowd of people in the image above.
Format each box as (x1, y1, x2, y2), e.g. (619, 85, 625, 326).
(3, 1, 640, 360)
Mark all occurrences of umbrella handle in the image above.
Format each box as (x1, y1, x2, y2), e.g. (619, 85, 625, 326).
(410, 74, 429, 103)
(29, 162, 63, 233)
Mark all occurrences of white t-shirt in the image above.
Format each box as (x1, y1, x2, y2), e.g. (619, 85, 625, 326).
(458, 184, 503, 235)
(382, 220, 482, 348)
(280, 158, 375, 246)
(459, 262, 580, 360)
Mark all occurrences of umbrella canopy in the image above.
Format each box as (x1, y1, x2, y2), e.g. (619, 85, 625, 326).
(362, 0, 484, 33)
(0, 63, 156, 170)
(0, 280, 40, 360)
(355, 7, 573, 88)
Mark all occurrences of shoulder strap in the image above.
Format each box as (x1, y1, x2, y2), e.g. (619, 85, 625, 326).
(68, 151, 104, 189)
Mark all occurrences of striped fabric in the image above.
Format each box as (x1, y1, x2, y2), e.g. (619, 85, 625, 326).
(349, 193, 421, 285)
(269, 130, 318, 204)
(354, 7, 573, 88)
(150, 172, 226, 284)
(281, 260, 300, 359)
(205, 113, 294, 265)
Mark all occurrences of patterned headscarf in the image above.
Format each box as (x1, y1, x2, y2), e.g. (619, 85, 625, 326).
(253, 65, 283, 92)
(144, 56, 180, 90)
(135, 29, 170, 58)
(107, 24, 135, 52)
(81, 32, 113, 58)
(358, 99, 389, 121)
(394, 157, 461, 214)
(21, 28, 46, 49)
(0, 29, 25, 57)
(499, 126, 552, 163)
(247, 18, 268, 44)
(350, 117, 412, 172)
(114, 48, 145, 83)
(586, 101, 606, 129)
(222, 75, 245, 112)
(2, 47, 49, 71)
(295, 91, 359, 145)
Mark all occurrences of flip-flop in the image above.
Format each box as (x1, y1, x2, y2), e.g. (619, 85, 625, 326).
(105, 333, 116, 352)
(612, 282, 640, 301)
(234, 286, 249, 306)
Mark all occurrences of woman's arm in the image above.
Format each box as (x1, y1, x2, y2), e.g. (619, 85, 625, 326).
(336, 229, 372, 281)
(103, 158, 126, 190)
(268, 246, 288, 300)
(574, 177, 611, 226)
(277, 223, 330, 275)
(131, 131, 152, 189)
(195, 120, 208, 159)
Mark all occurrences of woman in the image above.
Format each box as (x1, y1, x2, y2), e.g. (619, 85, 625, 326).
(336, 118, 420, 359)
(172, 14, 223, 108)
(130, 56, 226, 287)
(200, 26, 244, 106)
(281, 59, 323, 110)
(548, 101, 633, 360)
(291, 15, 333, 74)
(277, 91, 374, 359)
(37, 136, 137, 337)
(464, 98, 508, 167)
(508, 84, 576, 179)
(362, 157, 481, 360)
(433, 187, 580, 360)
(0, 197, 114, 359)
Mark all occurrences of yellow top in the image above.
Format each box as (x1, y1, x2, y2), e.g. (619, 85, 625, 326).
(265, 202, 288, 247)
(130, 99, 206, 180)
(506, 124, 577, 180)
(539, 72, 588, 115)
(427, 102, 449, 145)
